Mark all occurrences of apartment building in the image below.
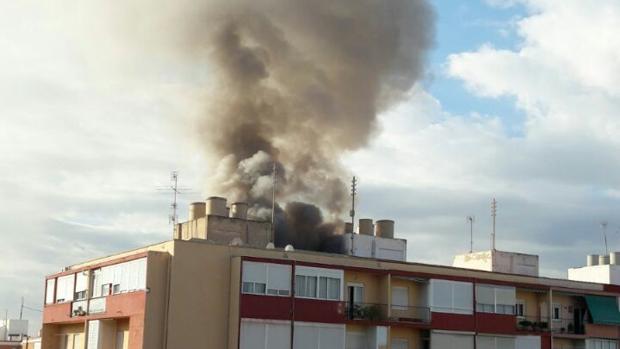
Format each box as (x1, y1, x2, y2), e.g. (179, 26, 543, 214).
(41, 198, 620, 349)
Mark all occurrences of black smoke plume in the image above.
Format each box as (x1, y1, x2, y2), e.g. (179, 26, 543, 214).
(198, 0, 435, 250)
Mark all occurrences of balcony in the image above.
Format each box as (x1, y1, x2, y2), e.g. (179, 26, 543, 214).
(551, 318, 585, 335)
(343, 303, 431, 324)
(70, 297, 106, 317)
(516, 316, 550, 332)
(390, 305, 431, 324)
(345, 303, 387, 322)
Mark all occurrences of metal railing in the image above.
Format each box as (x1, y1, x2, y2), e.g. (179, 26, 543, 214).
(343, 303, 431, 324)
(70, 297, 106, 317)
(515, 316, 551, 332)
(71, 300, 88, 316)
(390, 305, 431, 324)
(344, 303, 387, 322)
(551, 317, 585, 335)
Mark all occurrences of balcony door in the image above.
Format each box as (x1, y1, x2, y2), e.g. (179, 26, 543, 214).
(392, 287, 409, 311)
(348, 284, 364, 305)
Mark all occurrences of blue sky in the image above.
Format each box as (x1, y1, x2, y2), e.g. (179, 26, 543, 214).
(429, 0, 526, 135)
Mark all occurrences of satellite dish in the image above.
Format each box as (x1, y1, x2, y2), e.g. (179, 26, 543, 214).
(284, 244, 295, 252)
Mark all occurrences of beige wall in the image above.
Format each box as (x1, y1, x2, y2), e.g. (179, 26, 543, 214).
(178, 216, 271, 248)
(165, 241, 236, 349)
(344, 271, 385, 304)
(516, 289, 546, 318)
(142, 250, 171, 349)
(390, 327, 421, 349)
(227, 257, 242, 349)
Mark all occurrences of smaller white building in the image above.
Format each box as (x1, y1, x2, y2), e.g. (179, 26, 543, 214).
(452, 250, 539, 277)
(568, 252, 620, 285)
(341, 219, 407, 262)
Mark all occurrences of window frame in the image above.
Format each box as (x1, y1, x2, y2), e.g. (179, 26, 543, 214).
(552, 303, 561, 321)
(515, 300, 525, 318)
(241, 261, 291, 297)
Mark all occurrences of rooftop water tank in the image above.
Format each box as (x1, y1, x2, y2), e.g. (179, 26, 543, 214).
(375, 220, 395, 239)
(206, 197, 227, 217)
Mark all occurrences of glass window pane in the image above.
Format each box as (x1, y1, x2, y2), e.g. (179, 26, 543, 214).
(296, 276, 306, 297)
(255, 283, 266, 294)
(319, 277, 328, 299)
(328, 278, 340, 300)
(307, 276, 317, 298)
(242, 282, 253, 293)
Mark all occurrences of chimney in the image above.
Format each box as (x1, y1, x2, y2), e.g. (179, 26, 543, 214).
(188, 202, 206, 221)
(375, 220, 394, 239)
(358, 219, 373, 235)
(230, 202, 248, 219)
(206, 196, 228, 217)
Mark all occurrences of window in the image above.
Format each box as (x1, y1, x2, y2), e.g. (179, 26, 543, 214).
(392, 287, 409, 310)
(475, 284, 516, 315)
(586, 339, 617, 349)
(552, 304, 561, 321)
(240, 319, 291, 349)
(431, 332, 474, 349)
(429, 279, 473, 314)
(74, 272, 88, 300)
(101, 284, 112, 296)
(242, 261, 291, 297)
(295, 266, 343, 301)
(91, 258, 147, 297)
(476, 336, 516, 349)
(112, 284, 121, 294)
(55, 274, 75, 303)
(296, 275, 317, 298)
(516, 300, 525, 317)
(348, 284, 364, 305)
(45, 279, 56, 305)
(293, 322, 345, 349)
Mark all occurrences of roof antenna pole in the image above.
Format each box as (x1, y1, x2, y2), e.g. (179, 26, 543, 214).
(491, 198, 497, 251)
(271, 161, 277, 243)
(467, 216, 475, 253)
(169, 171, 179, 235)
(601, 221, 609, 255)
(350, 176, 357, 230)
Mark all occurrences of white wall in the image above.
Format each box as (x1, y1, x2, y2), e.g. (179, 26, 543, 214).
(341, 234, 407, 261)
(452, 250, 539, 277)
(568, 264, 620, 285)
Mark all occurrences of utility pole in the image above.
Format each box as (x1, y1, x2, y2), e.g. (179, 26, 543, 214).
(19, 297, 23, 320)
(491, 198, 497, 251)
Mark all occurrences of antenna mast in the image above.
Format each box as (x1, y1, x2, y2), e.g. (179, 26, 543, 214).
(491, 198, 497, 251)
(350, 176, 357, 231)
(467, 216, 475, 253)
(271, 161, 277, 243)
(169, 171, 179, 232)
(601, 221, 609, 255)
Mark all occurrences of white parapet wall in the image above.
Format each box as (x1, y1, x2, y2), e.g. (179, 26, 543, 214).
(568, 264, 620, 285)
(341, 233, 407, 261)
(452, 250, 539, 277)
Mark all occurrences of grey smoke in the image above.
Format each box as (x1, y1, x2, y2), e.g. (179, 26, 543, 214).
(199, 0, 435, 249)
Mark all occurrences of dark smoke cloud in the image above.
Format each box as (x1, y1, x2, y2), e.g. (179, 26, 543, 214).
(199, 0, 434, 249)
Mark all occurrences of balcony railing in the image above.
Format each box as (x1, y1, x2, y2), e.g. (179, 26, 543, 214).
(343, 303, 431, 324)
(390, 305, 431, 324)
(71, 297, 106, 317)
(516, 316, 551, 332)
(551, 318, 585, 335)
(345, 303, 387, 322)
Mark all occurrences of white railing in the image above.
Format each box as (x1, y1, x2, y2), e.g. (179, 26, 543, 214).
(71, 300, 88, 316)
(88, 297, 106, 314)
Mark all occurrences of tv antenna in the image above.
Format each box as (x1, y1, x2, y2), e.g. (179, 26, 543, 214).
(350, 176, 357, 232)
(271, 161, 277, 243)
(467, 216, 475, 253)
(157, 171, 194, 234)
(601, 221, 609, 255)
(491, 198, 497, 251)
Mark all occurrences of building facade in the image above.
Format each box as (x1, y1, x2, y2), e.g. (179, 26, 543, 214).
(41, 199, 620, 349)
(42, 238, 620, 349)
